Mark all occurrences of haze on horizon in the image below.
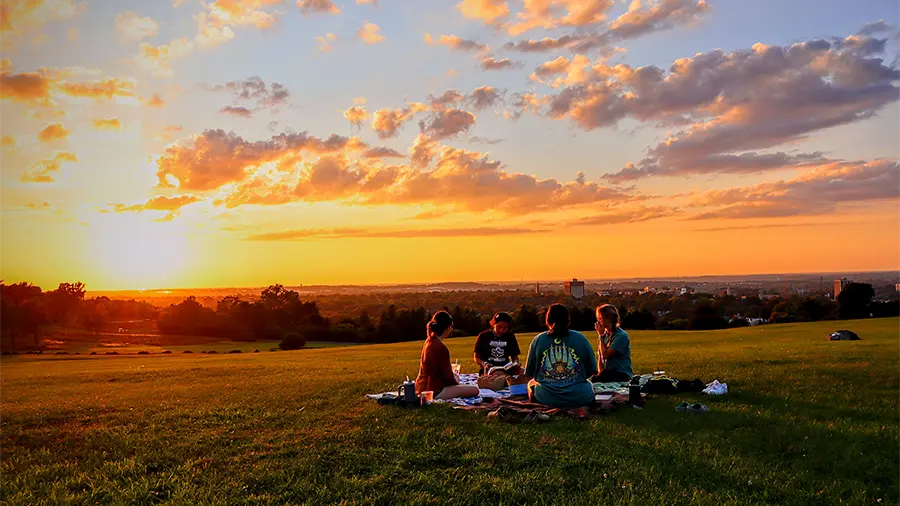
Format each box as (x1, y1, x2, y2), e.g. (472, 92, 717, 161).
(2, 0, 899, 292)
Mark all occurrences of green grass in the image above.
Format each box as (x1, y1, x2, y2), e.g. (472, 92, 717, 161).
(2, 318, 898, 505)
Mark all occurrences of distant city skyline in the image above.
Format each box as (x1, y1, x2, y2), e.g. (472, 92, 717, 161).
(2, 0, 898, 290)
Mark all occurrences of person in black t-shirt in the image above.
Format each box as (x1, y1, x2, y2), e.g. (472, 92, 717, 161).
(473, 312, 522, 375)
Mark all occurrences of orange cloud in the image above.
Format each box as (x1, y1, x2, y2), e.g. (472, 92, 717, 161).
(357, 21, 384, 44)
(58, 78, 137, 100)
(343, 105, 368, 129)
(316, 32, 336, 51)
(1, 135, 15, 147)
(115, 11, 159, 42)
(37, 123, 69, 142)
(156, 129, 374, 191)
(298, 0, 340, 14)
(144, 93, 165, 107)
(91, 117, 122, 130)
(424, 33, 488, 52)
(112, 194, 202, 213)
(207, 0, 282, 29)
(247, 226, 545, 240)
(409, 133, 438, 169)
(155, 124, 184, 141)
(457, 0, 509, 23)
(0, 71, 50, 103)
(21, 152, 77, 183)
(0, 0, 85, 51)
(481, 57, 523, 70)
(371, 103, 428, 139)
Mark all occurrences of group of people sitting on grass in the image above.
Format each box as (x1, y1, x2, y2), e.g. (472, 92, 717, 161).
(414, 303, 632, 408)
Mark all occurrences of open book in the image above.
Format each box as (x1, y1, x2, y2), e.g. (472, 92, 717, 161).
(487, 361, 520, 375)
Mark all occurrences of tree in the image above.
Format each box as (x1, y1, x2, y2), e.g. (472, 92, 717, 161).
(837, 283, 875, 320)
(1, 282, 46, 350)
(689, 304, 728, 330)
(279, 332, 307, 350)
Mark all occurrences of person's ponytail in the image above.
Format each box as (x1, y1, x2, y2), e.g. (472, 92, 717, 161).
(426, 311, 453, 338)
(545, 304, 570, 338)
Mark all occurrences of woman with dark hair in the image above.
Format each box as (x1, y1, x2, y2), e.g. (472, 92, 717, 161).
(415, 311, 479, 400)
(594, 304, 633, 382)
(524, 304, 598, 408)
(473, 312, 522, 374)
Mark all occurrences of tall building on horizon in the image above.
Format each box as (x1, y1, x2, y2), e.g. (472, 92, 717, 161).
(564, 279, 585, 299)
(834, 278, 850, 299)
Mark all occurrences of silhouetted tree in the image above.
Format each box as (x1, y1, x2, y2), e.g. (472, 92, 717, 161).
(689, 304, 728, 330)
(837, 283, 875, 320)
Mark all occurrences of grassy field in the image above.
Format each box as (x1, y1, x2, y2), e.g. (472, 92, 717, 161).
(2, 318, 898, 505)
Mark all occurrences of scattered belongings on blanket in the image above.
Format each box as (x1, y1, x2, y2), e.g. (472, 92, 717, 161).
(828, 329, 860, 341)
(636, 373, 706, 394)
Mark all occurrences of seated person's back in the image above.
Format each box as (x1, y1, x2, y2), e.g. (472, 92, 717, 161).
(525, 304, 598, 408)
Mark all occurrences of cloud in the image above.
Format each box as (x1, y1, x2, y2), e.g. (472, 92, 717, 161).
(58, 78, 137, 100)
(0, 71, 51, 103)
(420, 109, 476, 140)
(457, 0, 509, 24)
(220, 105, 253, 118)
(316, 32, 336, 51)
(115, 11, 159, 42)
(424, 33, 488, 52)
(298, 0, 341, 14)
(112, 195, 202, 214)
(501, 0, 709, 52)
(0, 0, 85, 51)
(344, 105, 368, 129)
(687, 159, 900, 219)
(409, 133, 438, 169)
(608, 0, 709, 40)
(469, 136, 503, 145)
(362, 147, 405, 159)
(857, 19, 894, 36)
(210, 76, 290, 111)
(505, 0, 614, 36)
(91, 117, 122, 130)
(37, 123, 69, 142)
(358, 21, 384, 44)
(155, 124, 184, 141)
(159, 127, 639, 218)
(467, 85, 503, 110)
(517, 35, 900, 180)
(247, 225, 546, 240)
(372, 103, 429, 139)
(156, 129, 375, 191)
(21, 152, 77, 183)
(136, 1, 282, 78)
(143, 93, 165, 107)
(430, 89, 465, 108)
(1, 135, 15, 147)
(481, 57, 524, 70)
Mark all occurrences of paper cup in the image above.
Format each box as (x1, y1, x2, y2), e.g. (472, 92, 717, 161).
(420, 391, 434, 405)
(451, 363, 461, 375)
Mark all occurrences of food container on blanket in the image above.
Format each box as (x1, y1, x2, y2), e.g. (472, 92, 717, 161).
(509, 383, 528, 396)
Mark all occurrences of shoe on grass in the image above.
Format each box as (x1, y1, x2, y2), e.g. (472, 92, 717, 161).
(524, 410, 550, 423)
(688, 403, 709, 414)
(675, 401, 690, 413)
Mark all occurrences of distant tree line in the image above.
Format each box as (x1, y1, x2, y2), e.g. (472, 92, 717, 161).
(1, 280, 897, 350)
(1, 281, 158, 350)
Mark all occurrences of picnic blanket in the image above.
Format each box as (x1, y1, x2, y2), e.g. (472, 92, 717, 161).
(592, 381, 630, 395)
(451, 393, 633, 420)
(365, 372, 518, 405)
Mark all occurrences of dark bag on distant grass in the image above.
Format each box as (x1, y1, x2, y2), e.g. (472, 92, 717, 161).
(643, 377, 678, 394)
(828, 330, 860, 341)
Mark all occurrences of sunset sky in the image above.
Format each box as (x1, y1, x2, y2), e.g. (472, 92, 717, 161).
(1, 0, 898, 290)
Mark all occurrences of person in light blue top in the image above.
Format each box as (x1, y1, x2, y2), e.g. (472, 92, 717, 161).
(525, 304, 598, 408)
(594, 304, 633, 382)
